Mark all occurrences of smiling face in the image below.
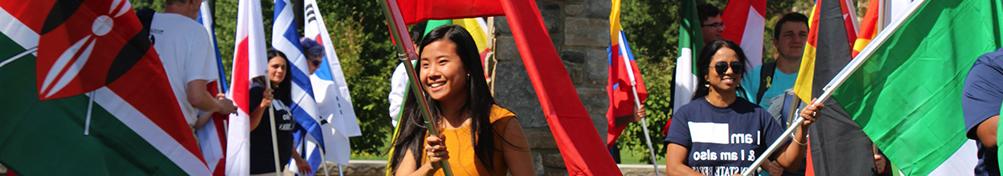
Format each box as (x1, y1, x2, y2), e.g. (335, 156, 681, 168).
(267, 56, 287, 85)
(705, 47, 744, 93)
(420, 39, 469, 106)
(776, 21, 809, 61)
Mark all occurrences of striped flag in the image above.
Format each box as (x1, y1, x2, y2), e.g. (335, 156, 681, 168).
(668, 0, 701, 136)
(271, 0, 326, 175)
(303, 0, 361, 168)
(606, 0, 647, 147)
(226, 0, 269, 175)
(792, 0, 871, 175)
(194, 2, 229, 176)
(0, 0, 209, 175)
(817, 0, 1003, 175)
(720, 0, 766, 71)
(793, 0, 859, 104)
(852, 0, 880, 57)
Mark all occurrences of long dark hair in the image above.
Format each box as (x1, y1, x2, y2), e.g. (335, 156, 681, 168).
(255, 49, 292, 104)
(693, 40, 748, 100)
(388, 25, 496, 174)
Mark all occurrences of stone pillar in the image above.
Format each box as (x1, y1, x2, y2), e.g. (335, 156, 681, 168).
(492, 0, 611, 175)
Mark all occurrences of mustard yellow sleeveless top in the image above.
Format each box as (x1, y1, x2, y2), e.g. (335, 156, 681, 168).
(424, 105, 519, 176)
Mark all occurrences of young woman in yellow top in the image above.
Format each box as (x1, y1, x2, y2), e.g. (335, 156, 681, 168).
(389, 25, 535, 176)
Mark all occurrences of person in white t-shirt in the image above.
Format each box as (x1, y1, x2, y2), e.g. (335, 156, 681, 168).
(150, 0, 237, 129)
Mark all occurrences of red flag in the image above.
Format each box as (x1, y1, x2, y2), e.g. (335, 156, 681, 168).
(1, 0, 208, 174)
(390, 0, 622, 174)
(606, 31, 647, 147)
(721, 0, 766, 69)
(397, 0, 503, 24)
(499, 0, 621, 174)
(28, 0, 153, 100)
(226, 0, 268, 174)
(852, 0, 880, 57)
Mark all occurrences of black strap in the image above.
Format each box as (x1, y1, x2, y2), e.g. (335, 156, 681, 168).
(756, 62, 777, 104)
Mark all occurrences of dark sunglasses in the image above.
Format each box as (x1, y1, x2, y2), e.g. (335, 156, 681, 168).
(713, 61, 744, 75)
(310, 59, 322, 67)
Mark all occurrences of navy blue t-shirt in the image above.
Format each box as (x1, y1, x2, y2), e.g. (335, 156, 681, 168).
(249, 81, 299, 174)
(665, 97, 784, 176)
(964, 49, 1003, 176)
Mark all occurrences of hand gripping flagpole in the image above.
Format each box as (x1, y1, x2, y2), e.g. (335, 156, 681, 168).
(380, 0, 454, 175)
(739, 1, 924, 175)
(618, 37, 659, 174)
(266, 80, 282, 176)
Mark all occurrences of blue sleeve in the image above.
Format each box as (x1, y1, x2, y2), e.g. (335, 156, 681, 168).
(740, 66, 761, 102)
(665, 107, 692, 147)
(963, 55, 1003, 139)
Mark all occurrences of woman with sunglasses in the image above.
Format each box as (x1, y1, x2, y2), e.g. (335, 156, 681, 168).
(664, 40, 814, 176)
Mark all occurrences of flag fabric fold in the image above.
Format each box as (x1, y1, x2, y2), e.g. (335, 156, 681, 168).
(0, 0, 208, 175)
(271, 0, 326, 175)
(606, 0, 647, 147)
(498, 0, 622, 174)
(194, 2, 229, 175)
(226, 0, 269, 175)
(792, 1, 872, 175)
(397, 0, 503, 25)
(816, 0, 1003, 175)
(721, 0, 765, 71)
(668, 0, 701, 136)
(304, 0, 361, 167)
(392, 0, 623, 174)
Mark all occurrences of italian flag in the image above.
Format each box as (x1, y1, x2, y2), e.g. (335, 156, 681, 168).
(819, 0, 1002, 175)
(0, 0, 208, 175)
(670, 0, 700, 121)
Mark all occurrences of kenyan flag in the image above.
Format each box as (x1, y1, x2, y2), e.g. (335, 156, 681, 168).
(0, 1, 209, 175)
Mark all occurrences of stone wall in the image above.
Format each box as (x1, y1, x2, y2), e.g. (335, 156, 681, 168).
(491, 0, 611, 175)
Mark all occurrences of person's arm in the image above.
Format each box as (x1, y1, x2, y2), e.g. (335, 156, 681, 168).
(249, 87, 272, 130)
(396, 135, 448, 176)
(665, 143, 702, 176)
(496, 118, 534, 175)
(975, 115, 1000, 148)
(776, 102, 821, 171)
(291, 149, 311, 174)
(187, 80, 237, 114)
(774, 123, 807, 170)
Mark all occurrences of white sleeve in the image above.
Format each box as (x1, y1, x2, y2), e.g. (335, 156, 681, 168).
(388, 62, 409, 126)
(186, 26, 218, 84)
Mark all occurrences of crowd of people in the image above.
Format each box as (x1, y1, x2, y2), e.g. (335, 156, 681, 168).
(149, 0, 1003, 175)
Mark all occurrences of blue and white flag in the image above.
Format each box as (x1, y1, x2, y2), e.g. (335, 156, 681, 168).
(194, 2, 228, 175)
(272, 0, 325, 175)
(303, 0, 361, 167)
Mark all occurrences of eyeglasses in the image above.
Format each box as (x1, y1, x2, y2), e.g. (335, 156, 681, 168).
(714, 61, 744, 75)
(702, 22, 725, 29)
(310, 59, 322, 67)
